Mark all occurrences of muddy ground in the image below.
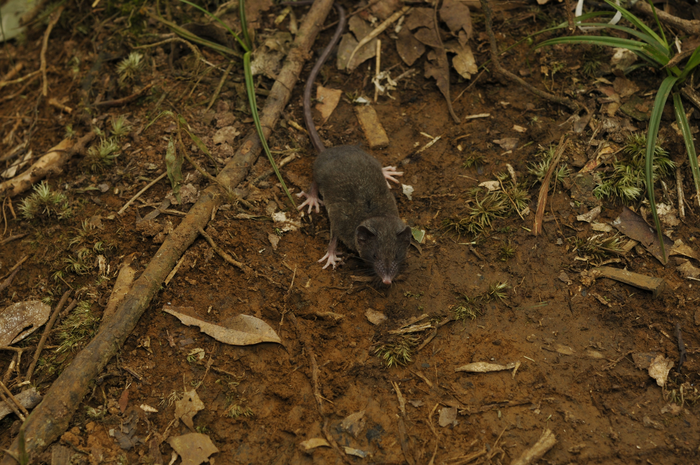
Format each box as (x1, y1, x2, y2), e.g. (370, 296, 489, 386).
(1, 0, 700, 464)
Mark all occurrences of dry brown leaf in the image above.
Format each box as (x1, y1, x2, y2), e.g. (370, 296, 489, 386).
(164, 306, 282, 345)
(445, 41, 477, 79)
(0, 300, 51, 345)
(648, 355, 673, 387)
(315, 86, 343, 123)
(396, 26, 425, 66)
(454, 362, 516, 372)
(413, 27, 441, 48)
(405, 8, 434, 30)
(612, 206, 672, 263)
(175, 390, 205, 430)
(440, 0, 472, 39)
(300, 438, 331, 450)
(337, 16, 377, 71)
(168, 433, 218, 465)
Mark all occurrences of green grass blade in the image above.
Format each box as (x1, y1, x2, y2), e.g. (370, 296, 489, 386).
(604, 0, 666, 46)
(575, 22, 669, 58)
(243, 51, 296, 209)
(673, 92, 700, 206)
(645, 0, 668, 45)
(538, 32, 668, 67)
(240, 0, 253, 50)
(537, 35, 647, 52)
(678, 46, 700, 80)
(149, 11, 241, 58)
(645, 75, 676, 264)
(178, 0, 250, 52)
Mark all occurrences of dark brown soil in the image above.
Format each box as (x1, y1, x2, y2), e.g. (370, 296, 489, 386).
(1, 1, 699, 464)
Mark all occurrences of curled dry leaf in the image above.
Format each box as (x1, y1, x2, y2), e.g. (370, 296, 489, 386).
(0, 300, 51, 346)
(163, 306, 282, 345)
(300, 438, 330, 451)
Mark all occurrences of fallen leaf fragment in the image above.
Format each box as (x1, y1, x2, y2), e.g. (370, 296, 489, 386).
(585, 349, 605, 359)
(402, 184, 414, 200)
(612, 206, 671, 263)
(455, 361, 517, 373)
(0, 300, 51, 345)
(648, 355, 673, 387)
(396, 26, 425, 66)
(677, 260, 700, 279)
(445, 41, 477, 79)
(438, 406, 458, 427)
(337, 16, 376, 71)
(300, 438, 330, 451)
(479, 180, 500, 191)
(365, 309, 387, 325)
(670, 239, 698, 260)
(340, 411, 366, 437)
(268, 232, 280, 251)
(168, 433, 218, 465)
(175, 390, 205, 430)
(315, 86, 343, 122)
(577, 206, 601, 223)
(344, 447, 369, 458)
(440, 0, 472, 38)
(493, 137, 518, 150)
(140, 404, 158, 413)
(164, 306, 282, 345)
(553, 344, 575, 355)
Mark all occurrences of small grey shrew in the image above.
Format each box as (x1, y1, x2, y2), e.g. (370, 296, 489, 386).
(296, 4, 411, 285)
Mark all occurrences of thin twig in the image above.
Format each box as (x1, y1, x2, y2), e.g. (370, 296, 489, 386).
(93, 83, 154, 109)
(0, 269, 20, 295)
(197, 227, 250, 273)
(40, 5, 65, 97)
(25, 292, 73, 384)
(0, 71, 41, 90)
(117, 172, 167, 216)
(0, 382, 25, 421)
(532, 135, 568, 235)
(207, 62, 234, 111)
(0, 255, 28, 281)
(0, 233, 27, 246)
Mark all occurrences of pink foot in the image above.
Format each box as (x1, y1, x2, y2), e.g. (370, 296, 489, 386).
(297, 182, 322, 214)
(318, 237, 341, 269)
(382, 165, 403, 189)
